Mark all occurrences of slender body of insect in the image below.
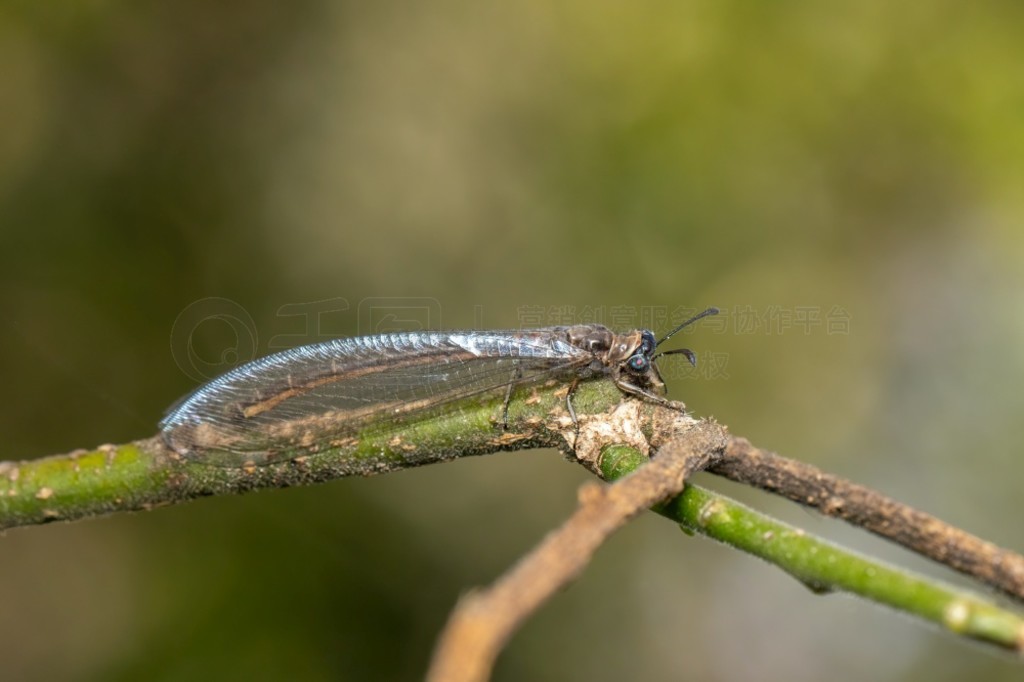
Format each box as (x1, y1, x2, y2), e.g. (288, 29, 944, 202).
(160, 308, 718, 465)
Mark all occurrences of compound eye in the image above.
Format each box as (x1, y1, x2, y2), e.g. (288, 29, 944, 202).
(640, 330, 656, 355)
(627, 354, 649, 373)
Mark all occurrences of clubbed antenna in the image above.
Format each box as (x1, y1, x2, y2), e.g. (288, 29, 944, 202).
(655, 307, 719, 348)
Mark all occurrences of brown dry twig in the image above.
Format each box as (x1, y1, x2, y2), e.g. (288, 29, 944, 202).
(711, 438, 1024, 601)
(425, 419, 729, 682)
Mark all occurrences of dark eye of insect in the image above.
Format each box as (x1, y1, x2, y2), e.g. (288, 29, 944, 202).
(627, 354, 649, 373)
(640, 331, 656, 356)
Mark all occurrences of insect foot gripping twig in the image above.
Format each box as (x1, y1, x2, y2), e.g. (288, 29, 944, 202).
(553, 386, 701, 476)
(425, 419, 728, 682)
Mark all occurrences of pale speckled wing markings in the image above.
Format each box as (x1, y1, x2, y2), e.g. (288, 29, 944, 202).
(160, 330, 593, 465)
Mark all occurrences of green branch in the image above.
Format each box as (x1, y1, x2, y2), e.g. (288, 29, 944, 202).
(601, 445, 1024, 653)
(0, 379, 620, 529)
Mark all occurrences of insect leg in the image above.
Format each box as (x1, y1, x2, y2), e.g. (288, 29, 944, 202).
(565, 376, 582, 445)
(613, 378, 682, 410)
(500, 365, 525, 429)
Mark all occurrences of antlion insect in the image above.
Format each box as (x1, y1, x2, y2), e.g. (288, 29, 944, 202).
(161, 308, 719, 465)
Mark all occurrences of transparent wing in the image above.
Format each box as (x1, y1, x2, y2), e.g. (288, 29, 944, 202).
(160, 330, 592, 465)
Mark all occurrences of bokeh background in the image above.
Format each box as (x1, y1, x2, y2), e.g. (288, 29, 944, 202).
(2, 2, 1024, 680)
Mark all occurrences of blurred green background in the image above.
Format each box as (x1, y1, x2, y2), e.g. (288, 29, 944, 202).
(2, 1, 1024, 680)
